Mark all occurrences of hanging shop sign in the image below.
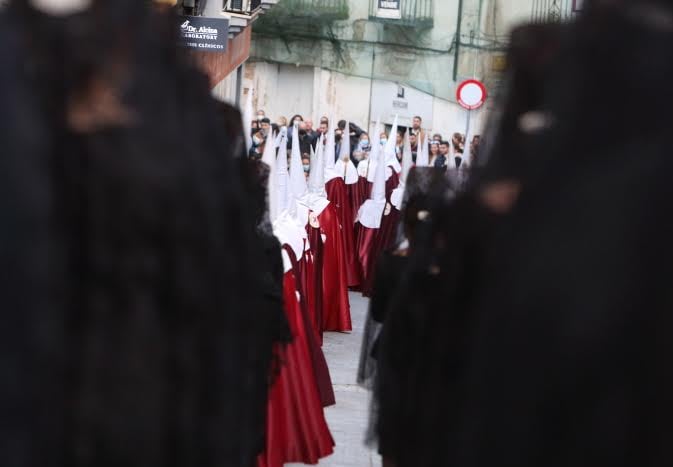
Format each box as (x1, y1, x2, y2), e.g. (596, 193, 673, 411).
(178, 15, 229, 53)
(376, 0, 401, 19)
(456, 79, 487, 110)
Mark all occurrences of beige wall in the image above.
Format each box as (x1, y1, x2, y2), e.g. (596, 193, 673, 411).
(247, 0, 552, 136)
(245, 62, 489, 139)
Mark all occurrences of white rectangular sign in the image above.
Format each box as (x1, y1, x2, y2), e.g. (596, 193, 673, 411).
(370, 80, 434, 129)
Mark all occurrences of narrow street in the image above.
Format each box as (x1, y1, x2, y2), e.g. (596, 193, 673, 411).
(288, 293, 382, 467)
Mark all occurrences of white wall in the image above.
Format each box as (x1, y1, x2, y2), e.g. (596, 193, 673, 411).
(248, 61, 490, 139)
(246, 63, 370, 125)
(212, 66, 240, 105)
(244, 62, 315, 121)
(431, 97, 488, 140)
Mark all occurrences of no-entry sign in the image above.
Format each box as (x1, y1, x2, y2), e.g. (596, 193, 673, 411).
(456, 79, 487, 110)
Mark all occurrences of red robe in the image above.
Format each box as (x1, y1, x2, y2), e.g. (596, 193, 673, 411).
(349, 182, 367, 235)
(257, 269, 335, 467)
(357, 169, 402, 297)
(352, 175, 373, 274)
(306, 224, 324, 342)
(378, 170, 402, 251)
(285, 246, 336, 407)
(318, 203, 352, 333)
(326, 177, 361, 287)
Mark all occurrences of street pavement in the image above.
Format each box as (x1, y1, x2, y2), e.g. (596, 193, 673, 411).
(288, 292, 382, 467)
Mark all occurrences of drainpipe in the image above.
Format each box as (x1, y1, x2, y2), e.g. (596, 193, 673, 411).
(452, 0, 464, 82)
(201, 0, 223, 17)
(367, 47, 376, 132)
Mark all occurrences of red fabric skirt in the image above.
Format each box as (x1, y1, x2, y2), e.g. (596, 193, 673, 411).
(356, 225, 379, 297)
(319, 203, 352, 333)
(349, 178, 369, 231)
(306, 224, 324, 342)
(257, 271, 335, 467)
(326, 178, 361, 287)
(358, 208, 401, 297)
(358, 168, 402, 296)
(284, 246, 336, 407)
(352, 177, 372, 281)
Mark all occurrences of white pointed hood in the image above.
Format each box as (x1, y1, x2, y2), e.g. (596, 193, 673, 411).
(276, 135, 290, 215)
(384, 115, 402, 174)
(336, 120, 359, 184)
(301, 135, 331, 216)
(308, 141, 324, 194)
(273, 131, 308, 260)
(400, 129, 414, 183)
(356, 119, 387, 229)
(262, 124, 279, 223)
(289, 124, 308, 200)
(366, 146, 379, 183)
(390, 129, 414, 210)
(357, 154, 370, 178)
(242, 88, 254, 153)
(273, 210, 307, 263)
(287, 124, 309, 226)
(417, 133, 430, 166)
(324, 117, 340, 183)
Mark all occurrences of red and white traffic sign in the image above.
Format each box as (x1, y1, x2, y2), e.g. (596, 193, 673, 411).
(456, 79, 487, 110)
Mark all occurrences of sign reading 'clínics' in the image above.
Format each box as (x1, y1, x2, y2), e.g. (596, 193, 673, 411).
(178, 15, 229, 53)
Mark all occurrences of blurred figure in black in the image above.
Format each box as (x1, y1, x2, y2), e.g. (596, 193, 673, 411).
(453, 2, 673, 466)
(369, 19, 566, 467)
(2, 1, 288, 467)
(0, 10, 50, 466)
(357, 167, 451, 391)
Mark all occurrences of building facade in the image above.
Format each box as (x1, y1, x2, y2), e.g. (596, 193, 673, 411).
(246, 0, 579, 135)
(175, 0, 282, 104)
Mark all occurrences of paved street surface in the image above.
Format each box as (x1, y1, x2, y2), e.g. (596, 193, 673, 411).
(288, 292, 382, 467)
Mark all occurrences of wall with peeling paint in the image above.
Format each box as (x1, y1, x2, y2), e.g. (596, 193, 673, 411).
(245, 0, 574, 136)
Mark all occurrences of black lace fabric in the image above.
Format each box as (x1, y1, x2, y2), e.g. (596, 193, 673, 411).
(373, 3, 673, 467)
(1, 2, 289, 467)
(370, 20, 569, 465)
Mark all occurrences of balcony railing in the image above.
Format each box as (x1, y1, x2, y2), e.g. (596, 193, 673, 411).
(369, 0, 433, 28)
(531, 0, 576, 23)
(224, 0, 263, 15)
(258, 0, 349, 21)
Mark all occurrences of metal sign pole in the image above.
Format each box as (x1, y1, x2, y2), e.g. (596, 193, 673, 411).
(465, 109, 471, 145)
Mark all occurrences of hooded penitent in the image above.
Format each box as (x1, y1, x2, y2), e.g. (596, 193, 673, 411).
(272, 132, 306, 263)
(357, 118, 386, 230)
(355, 115, 403, 297)
(259, 127, 335, 467)
(282, 124, 337, 406)
(355, 118, 387, 296)
(324, 117, 360, 289)
(305, 133, 352, 337)
(288, 123, 310, 226)
(336, 120, 359, 185)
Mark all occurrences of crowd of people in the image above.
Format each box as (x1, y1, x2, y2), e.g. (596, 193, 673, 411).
(248, 114, 481, 172)
(3, 1, 673, 467)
